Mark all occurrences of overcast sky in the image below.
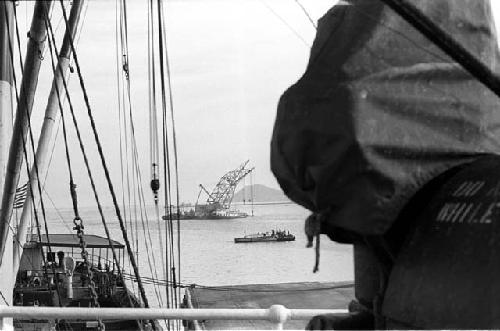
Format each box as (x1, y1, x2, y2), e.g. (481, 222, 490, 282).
(12, 0, 336, 208)
(12, 0, 500, 209)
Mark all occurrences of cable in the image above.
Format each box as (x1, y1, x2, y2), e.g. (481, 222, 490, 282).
(158, 0, 182, 313)
(43, 3, 103, 322)
(42, 188, 73, 234)
(349, 5, 448, 63)
(121, 273, 355, 293)
(0, 288, 9, 306)
(58, 0, 151, 310)
(114, 0, 137, 297)
(148, 0, 167, 306)
(6, 0, 65, 310)
(156, 0, 173, 315)
(259, 0, 310, 47)
(117, 0, 166, 310)
(45, 1, 135, 312)
(292, 0, 317, 30)
(379, 0, 500, 99)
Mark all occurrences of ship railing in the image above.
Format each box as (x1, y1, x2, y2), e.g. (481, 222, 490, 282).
(0, 305, 348, 330)
(21, 254, 122, 275)
(39, 249, 124, 271)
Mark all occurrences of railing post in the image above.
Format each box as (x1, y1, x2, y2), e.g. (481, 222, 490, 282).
(268, 305, 289, 330)
(184, 287, 202, 330)
(0, 305, 13, 331)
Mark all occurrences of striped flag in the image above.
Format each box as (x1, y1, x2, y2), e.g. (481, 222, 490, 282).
(13, 183, 28, 209)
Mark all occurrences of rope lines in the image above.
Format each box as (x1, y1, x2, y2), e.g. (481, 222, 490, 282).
(121, 272, 355, 293)
(116, 0, 167, 312)
(5, 0, 65, 310)
(58, 0, 151, 310)
(147, 1, 167, 298)
(0, 288, 9, 306)
(292, 0, 317, 30)
(259, 0, 310, 47)
(42, 188, 73, 234)
(141, 2, 183, 329)
(148, 0, 160, 204)
(349, 5, 449, 63)
(336, 3, 491, 144)
(155, 1, 182, 313)
(156, 0, 173, 312)
(158, 2, 182, 311)
(42, 5, 107, 330)
(44, 0, 135, 312)
(146, 0, 169, 309)
(113, 0, 138, 299)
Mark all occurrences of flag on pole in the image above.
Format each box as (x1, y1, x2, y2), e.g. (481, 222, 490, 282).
(13, 183, 28, 209)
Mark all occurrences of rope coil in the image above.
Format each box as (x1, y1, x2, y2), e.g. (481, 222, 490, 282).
(71, 184, 105, 330)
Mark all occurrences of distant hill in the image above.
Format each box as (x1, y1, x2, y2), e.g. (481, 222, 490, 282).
(232, 184, 289, 203)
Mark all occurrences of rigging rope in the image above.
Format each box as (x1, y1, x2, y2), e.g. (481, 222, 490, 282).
(147, 0, 166, 296)
(114, 0, 137, 297)
(43, 4, 105, 329)
(348, 5, 448, 63)
(23, 7, 62, 301)
(259, 0, 310, 47)
(117, 0, 166, 310)
(146, 0, 168, 309)
(43, 188, 73, 234)
(58, 0, 151, 311)
(146, 0, 167, 304)
(44, 0, 136, 317)
(121, 272, 355, 292)
(156, 0, 182, 313)
(117, 0, 139, 273)
(292, 0, 317, 30)
(0, 288, 9, 306)
(147, 14, 167, 312)
(154, 0, 172, 316)
(6, 0, 65, 311)
(250, 171, 254, 216)
(337, 4, 477, 126)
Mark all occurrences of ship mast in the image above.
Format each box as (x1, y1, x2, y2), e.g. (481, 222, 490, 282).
(0, 1, 15, 327)
(0, 0, 53, 268)
(13, 0, 85, 274)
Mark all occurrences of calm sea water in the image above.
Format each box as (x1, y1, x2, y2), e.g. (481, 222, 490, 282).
(44, 203, 354, 307)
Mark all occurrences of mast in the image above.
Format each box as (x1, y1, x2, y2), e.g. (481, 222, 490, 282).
(0, 1, 15, 327)
(0, 1, 53, 268)
(13, 0, 85, 273)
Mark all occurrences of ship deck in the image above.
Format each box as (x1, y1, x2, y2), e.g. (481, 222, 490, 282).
(186, 281, 354, 330)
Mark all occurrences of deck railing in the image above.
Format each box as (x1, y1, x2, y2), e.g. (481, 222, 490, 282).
(0, 305, 348, 330)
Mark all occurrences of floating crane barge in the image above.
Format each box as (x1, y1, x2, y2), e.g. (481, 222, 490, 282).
(177, 161, 254, 220)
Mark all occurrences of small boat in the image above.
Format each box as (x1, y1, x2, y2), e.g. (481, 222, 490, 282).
(163, 208, 248, 220)
(234, 230, 295, 243)
(208, 209, 248, 220)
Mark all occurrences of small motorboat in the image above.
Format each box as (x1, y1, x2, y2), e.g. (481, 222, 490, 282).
(234, 230, 295, 243)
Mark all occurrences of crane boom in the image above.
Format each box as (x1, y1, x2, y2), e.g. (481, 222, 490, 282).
(203, 160, 254, 210)
(199, 184, 214, 201)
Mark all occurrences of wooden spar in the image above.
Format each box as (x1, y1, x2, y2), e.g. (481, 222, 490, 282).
(0, 1, 14, 191)
(378, 0, 500, 99)
(0, 1, 53, 268)
(0, 2, 15, 327)
(13, 0, 85, 274)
